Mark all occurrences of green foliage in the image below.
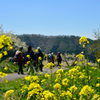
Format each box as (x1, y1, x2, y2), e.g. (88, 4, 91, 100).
(91, 30, 100, 60)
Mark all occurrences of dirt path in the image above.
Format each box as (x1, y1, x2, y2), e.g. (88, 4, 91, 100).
(1, 66, 68, 81)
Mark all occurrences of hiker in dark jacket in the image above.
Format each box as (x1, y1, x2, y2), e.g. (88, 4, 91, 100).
(17, 46, 25, 74)
(27, 46, 36, 61)
(26, 46, 36, 72)
(56, 52, 62, 66)
(37, 47, 43, 72)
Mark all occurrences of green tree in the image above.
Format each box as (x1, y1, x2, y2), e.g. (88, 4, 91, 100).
(91, 29, 100, 60)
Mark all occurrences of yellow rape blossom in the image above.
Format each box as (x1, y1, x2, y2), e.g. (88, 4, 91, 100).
(0, 53, 3, 58)
(69, 85, 77, 93)
(79, 36, 89, 44)
(44, 73, 50, 79)
(3, 51, 7, 55)
(62, 78, 69, 86)
(38, 56, 42, 61)
(4, 66, 8, 71)
(92, 94, 99, 100)
(21, 85, 28, 93)
(27, 54, 30, 58)
(79, 85, 94, 99)
(35, 49, 38, 53)
(56, 69, 63, 74)
(42, 90, 57, 100)
(5, 90, 14, 99)
(53, 83, 61, 90)
(96, 83, 100, 87)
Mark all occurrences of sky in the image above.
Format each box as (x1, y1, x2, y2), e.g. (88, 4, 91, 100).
(0, 0, 100, 40)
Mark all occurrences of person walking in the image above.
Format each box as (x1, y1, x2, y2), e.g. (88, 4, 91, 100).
(14, 46, 25, 75)
(37, 47, 43, 72)
(56, 52, 62, 66)
(47, 51, 53, 63)
(26, 46, 36, 73)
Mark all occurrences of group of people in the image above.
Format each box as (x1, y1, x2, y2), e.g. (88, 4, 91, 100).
(14, 46, 62, 75)
(47, 51, 62, 67)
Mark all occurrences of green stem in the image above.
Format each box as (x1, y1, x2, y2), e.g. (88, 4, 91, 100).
(86, 44, 89, 85)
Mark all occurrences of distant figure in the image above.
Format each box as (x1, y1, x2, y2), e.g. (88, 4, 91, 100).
(37, 47, 43, 72)
(52, 52, 55, 64)
(26, 46, 36, 72)
(56, 52, 62, 66)
(47, 51, 53, 63)
(14, 46, 25, 74)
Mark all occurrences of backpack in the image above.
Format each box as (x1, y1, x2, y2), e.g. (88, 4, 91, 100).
(48, 54, 53, 60)
(14, 51, 21, 61)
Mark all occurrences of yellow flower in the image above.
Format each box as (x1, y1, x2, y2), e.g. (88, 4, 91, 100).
(62, 78, 69, 86)
(4, 78, 8, 83)
(83, 44, 85, 48)
(27, 61, 30, 64)
(69, 85, 77, 93)
(35, 49, 38, 53)
(3, 51, 7, 55)
(5, 90, 14, 99)
(81, 51, 84, 54)
(97, 59, 100, 63)
(44, 73, 50, 79)
(21, 85, 28, 93)
(40, 72, 42, 75)
(56, 69, 63, 74)
(0, 53, 3, 58)
(87, 41, 89, 44)
(7, 45, 13, 51)
(4, 66, 8, 71)
(59, 63, 63, 66)
(27, 54, 30, 58)
(58, 66, 61, 68)
(53, 83, 61, 90)
(87, 62, 90, 65)
(79, 85, 94, 99)
(38, 56, 42, 61)
(79, 36, 88, 44)
(75, 61, 77, 64)
(93, 94, 99, 100)
(96, 83, 100, 87)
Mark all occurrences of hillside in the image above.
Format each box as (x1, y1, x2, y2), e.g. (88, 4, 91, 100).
(17, 34, 96, 62)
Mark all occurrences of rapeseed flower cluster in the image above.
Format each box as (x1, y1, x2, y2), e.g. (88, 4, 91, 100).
(27, 82, 42, 100)
(24, 75, 39, 83)
(5, 90, 14, 100)
(79, 36, 89, 47)
(42, 90, 57, 100)
(79, 85, 94, 100)
(0, 35, 13, 60)
(4, 66, 8, 71)
(76, 53, 85, 65)
(53, 83, 61, 90)
(0, 71, 7, 78)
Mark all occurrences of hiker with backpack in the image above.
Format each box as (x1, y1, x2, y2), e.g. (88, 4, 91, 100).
(26, 46, 36, 73)
(14, 46, 25, 74)
(36, 47, 43, 72)
(56, 52, 62, 66)
(47, 51, 53, 63)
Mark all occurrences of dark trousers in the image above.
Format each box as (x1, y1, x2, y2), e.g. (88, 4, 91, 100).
(18, 61, 23, 74)
(40, 63, 43, 72)
(57, 61, 61, 66)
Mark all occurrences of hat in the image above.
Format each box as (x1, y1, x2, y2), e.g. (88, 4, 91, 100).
(19, 46, 23, 50)
(57, 52, 60, 55)
(37, 47, 41, 50)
